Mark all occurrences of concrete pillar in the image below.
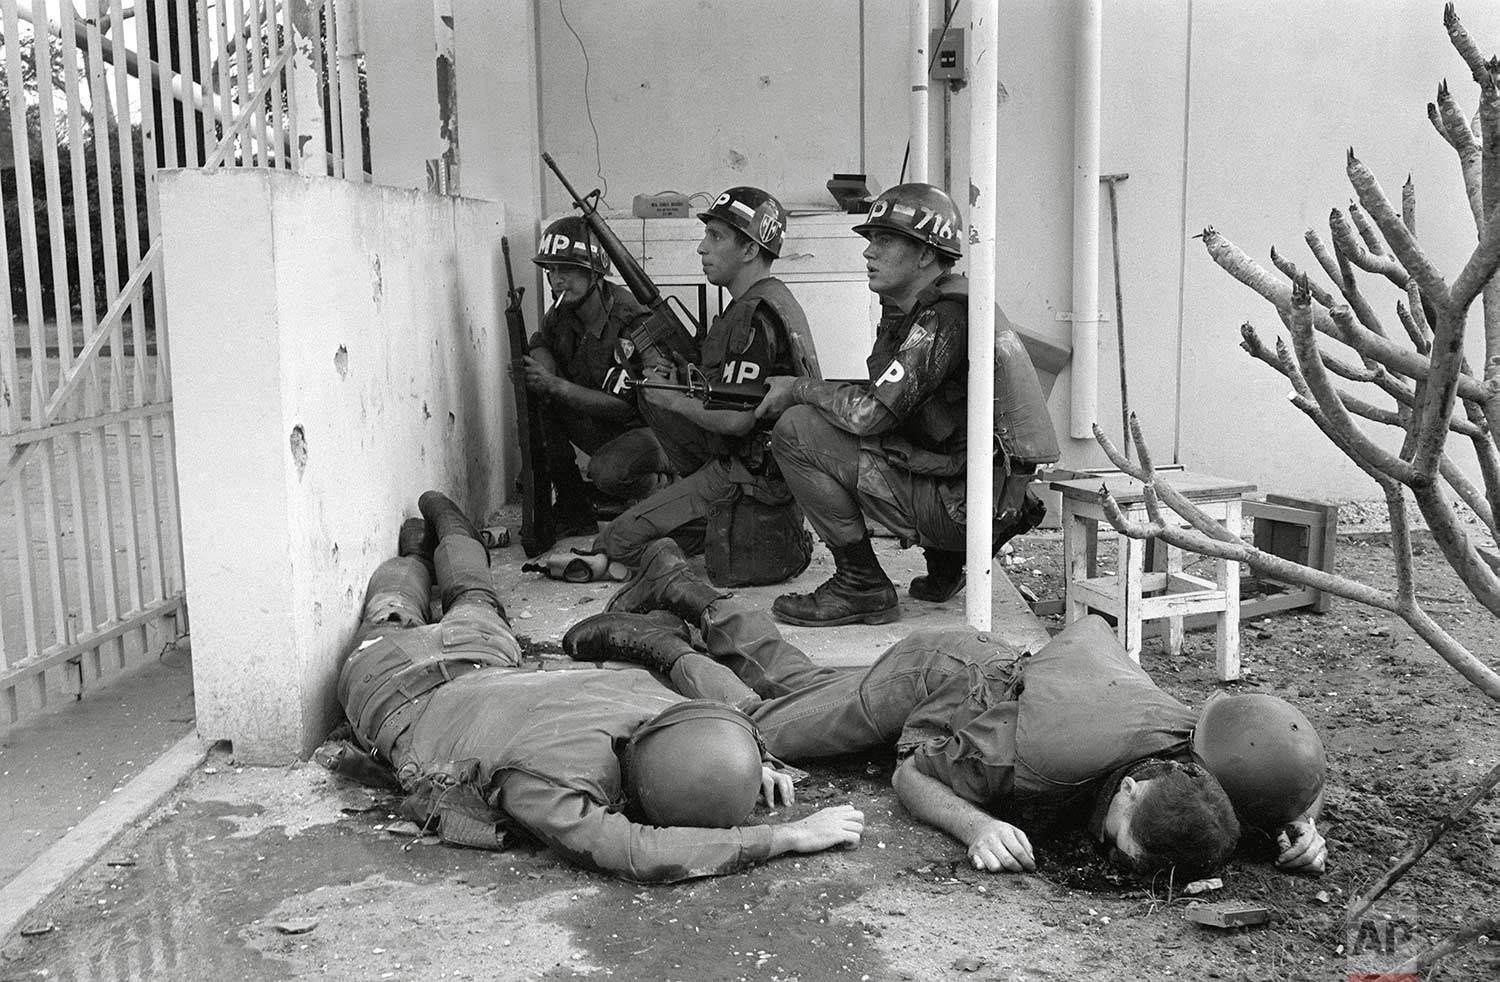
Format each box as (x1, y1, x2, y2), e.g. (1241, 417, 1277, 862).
(159, 169, 505, 762)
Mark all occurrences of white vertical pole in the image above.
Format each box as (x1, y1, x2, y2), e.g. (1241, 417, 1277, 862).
(1070, 0, 1103, 438)
(965, 0, 998, 632)
(908, 0, 929, 184)
(334, 0, 364, 180)
(288, 0, 328, 174)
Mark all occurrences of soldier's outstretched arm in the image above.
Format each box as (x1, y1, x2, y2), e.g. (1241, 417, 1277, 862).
(892, 757, 1035, 873)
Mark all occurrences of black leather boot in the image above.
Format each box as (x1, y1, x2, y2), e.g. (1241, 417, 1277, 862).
(607, 538, 729, 622)
(562, 610, 697, 672)
(398, 517, 436, 568)
(909, 548, 965, 602)
(772, 536, 899, 627)
(418, 490, 481, 543)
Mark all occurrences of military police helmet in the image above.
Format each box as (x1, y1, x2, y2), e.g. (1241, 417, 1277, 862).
(625, 700, 764, 828)
(853, 183, 964, 260)
(533, 216, 611, 275)
(1191, 693, 1326, 831)
(698, 186, 788, 258)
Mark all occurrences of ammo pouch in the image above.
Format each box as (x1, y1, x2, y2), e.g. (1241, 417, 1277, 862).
(705, 478, 813, 587)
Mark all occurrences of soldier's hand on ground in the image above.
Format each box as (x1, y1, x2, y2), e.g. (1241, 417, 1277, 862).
(1275, 818, 1327, 874)
(787, 804, 865, 853)
(968, 819, 1036, 873)
(761, 765, 795, 807)
(753, 375, 800, 419)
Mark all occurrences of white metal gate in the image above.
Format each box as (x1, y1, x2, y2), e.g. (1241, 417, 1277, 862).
(1, 0, 365, 727)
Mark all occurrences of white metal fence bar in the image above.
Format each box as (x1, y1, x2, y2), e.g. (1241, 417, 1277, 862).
(201, 43, 292, 169)
(3, 0, 368, 727)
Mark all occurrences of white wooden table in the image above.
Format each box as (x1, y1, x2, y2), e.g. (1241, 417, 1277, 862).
(1050, 472, 1256, 681)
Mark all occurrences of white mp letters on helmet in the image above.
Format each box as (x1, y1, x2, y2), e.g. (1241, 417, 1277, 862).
(876, 361, 906, 386)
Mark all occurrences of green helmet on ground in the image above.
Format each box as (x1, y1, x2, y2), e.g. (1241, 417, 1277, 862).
(625, 700, 764, 828)
(533, 216, 611, 275)
(853, 183, 964, 260)
(698, 186, 788, 257)
(1191, 693, 1325, 830)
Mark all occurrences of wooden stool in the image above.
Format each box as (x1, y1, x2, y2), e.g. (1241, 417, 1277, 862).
(1050, 472, 1256, 681)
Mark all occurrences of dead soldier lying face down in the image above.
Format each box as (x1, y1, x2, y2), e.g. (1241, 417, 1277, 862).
(565, 537, 1328, 881)
(329, 491, 864, 883)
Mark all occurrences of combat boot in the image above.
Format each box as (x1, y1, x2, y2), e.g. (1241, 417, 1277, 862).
(909, 548, 965, 603)
(398, 517, 436, 570)
(607, 537, 729, 622)
(563, 610, 697, 672)
(418, 490, 482, 544)
(772, 536, 899, 627)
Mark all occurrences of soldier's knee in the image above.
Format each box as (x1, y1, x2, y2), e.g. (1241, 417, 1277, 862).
(595, 519, 651, 566)
(771, 405, 819, 457)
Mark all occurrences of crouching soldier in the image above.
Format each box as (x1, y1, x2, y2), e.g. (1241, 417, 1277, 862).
(595, 187, 821, 587)
(522, 218, 675, 531)
(333, 492, 863, 883)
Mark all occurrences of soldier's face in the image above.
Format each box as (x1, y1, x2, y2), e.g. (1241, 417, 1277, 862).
(697, 219, 752, 287)
(862, 231, 928, 299)
(546, 266, 595, 306)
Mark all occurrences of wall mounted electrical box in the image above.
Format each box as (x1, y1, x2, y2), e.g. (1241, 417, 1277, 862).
(930, 27, 965, 80)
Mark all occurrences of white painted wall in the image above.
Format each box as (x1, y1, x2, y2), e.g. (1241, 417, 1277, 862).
(159, 169, 506, 762)
(519, 0, 1498, 499)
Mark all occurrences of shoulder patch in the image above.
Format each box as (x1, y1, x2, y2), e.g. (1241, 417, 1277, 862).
(900, 310, 939, 351)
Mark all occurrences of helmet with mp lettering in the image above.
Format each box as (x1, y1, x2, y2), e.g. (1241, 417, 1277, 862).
(624, 700, 764, 828)
(853, 183, 964, 260)
(1191, 693, 1326, 831)
(698, 186, 788, 258)
(533, 216, 611, 275)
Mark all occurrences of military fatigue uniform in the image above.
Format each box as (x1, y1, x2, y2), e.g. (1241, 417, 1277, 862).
(338, 535, 778, 884)
(668, 606, 1224, 829)
(595, 277, 817, 565)
(772, 275, 978, 551)
(530, 281, 672, 502)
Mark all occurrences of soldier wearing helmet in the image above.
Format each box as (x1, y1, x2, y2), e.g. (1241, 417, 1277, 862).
(572, 539, 1328, 880)
(754, 183, 1052, 627)
(333, 493, 864, 882)
(522, 216, 674, 531)
(594, 186, 822, 581)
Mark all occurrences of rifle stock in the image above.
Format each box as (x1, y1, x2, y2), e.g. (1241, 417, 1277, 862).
(502, 237, 556, 557)
(540, 152, 701, 366)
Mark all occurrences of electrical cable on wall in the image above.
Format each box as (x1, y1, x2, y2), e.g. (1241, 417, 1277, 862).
(897, 0, 963, 186)
(558, 0, 610, 207)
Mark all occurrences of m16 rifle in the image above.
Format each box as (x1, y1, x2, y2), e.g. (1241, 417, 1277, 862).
(540, 152, 701, 368)
(623, 368, 768, 412)
(502, 236, 556, 557)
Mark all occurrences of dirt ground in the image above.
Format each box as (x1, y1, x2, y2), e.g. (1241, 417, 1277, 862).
(2, 527, 1497, 982)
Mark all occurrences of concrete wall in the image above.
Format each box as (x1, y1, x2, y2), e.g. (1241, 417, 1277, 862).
(518, 0, 1498, 499)
(159, 170, 506, 762)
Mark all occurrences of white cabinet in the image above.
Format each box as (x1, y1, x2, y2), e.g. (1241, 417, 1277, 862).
(543, 211, 880, 381)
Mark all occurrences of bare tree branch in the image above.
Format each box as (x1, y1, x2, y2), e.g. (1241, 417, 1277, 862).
(1347, 151, 1453, 307)
(1304, 227, 1348, 293)
(1201, 227, 1292, 311)
(1444, 1, 1489, 79)
(1329, 305, 1490, 403)
(1395, 298, 1432, 354)
(1334, 206, 1409, 286)
(1402, 174, 1416, 234)
(1347, 757, 1500, 926)
(1288, 287, 1419, 482)
(1434, 79, 1485, 224)
(1395, 915, 1500, 976)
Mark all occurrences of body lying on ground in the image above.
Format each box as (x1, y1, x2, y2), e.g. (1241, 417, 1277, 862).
(566, 538, 1329, 881)
(331, 492, 863, 883)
